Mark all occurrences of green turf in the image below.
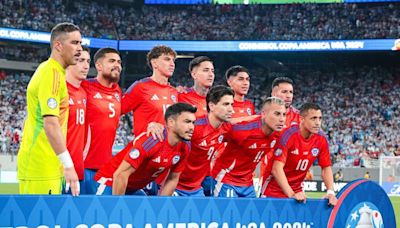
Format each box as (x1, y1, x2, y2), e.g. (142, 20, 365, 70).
(0, 183, 398, 227)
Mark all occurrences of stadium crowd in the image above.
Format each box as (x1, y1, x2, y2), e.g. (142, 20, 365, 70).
(0, 0, 399, 40)
(1, 64, 399, 167)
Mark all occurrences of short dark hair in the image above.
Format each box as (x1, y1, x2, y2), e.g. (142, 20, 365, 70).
(300, 103, 321, 117)
(82, 46, 90, 53)
(164, 102, 197, 122)
(206, 85, 234, 112)
(50, 22, 80, 49)
(94, 47, 120, 63)
(272, 77, 294, 88)
(189, 56, 212, 72)
(147, 45, 177, 69)
(225, 65, 249, 81)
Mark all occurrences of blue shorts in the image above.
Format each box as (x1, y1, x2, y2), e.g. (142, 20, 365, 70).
(201, 176, 215, 196)
(213, 179, 256, 198)
(81, 169, 99, 195)
(174, 187, 205, 197)
(142, 181, 159, 196)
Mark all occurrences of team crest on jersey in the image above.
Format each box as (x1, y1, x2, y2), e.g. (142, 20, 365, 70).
(218, 135, 224, 144)
(129, 149, 140, 159)
(47, 98, 57, 109)
(311, 148, 319, 157)
(270, 140, 276, 148)
(274, 148, 283, 156)
(247, 108, 252, 115)
(171, 95, 177, 103)
(83, 99, 87, 106)
(114, 93, 121, 102)
(172, 155, 180, 165)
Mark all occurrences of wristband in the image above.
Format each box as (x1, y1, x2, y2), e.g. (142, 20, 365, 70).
(57, 150, 74, 168)
(327, 189, 335, 196)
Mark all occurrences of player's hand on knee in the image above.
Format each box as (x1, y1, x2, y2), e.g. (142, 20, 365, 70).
(64, 167, 80, 196)
(292, 191, 307, 203)
(146, 122, 164, 141)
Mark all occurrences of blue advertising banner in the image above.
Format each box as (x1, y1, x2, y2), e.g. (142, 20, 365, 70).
(0, 27, 118, 49)
(119, 39, 400, 52)
(1, 27, 399, 52)
(381, 182, 400, 196)
(0, 180, 395, 228)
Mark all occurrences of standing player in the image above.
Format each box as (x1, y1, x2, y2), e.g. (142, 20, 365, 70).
(259, 76, 300, 194)
(263, 103, 337, 206)
(94, 103, 196, 195)
(122, 45, 178, 139)
(271, 77, 299, 128)
(120, 45, 178, 194)
(212, 97, 286, 197)
(175, 86, 234, 196)
(65, 46, 90, 190)
(81, 48, 122, 194)
(178, 56, 215, 118)
(17, 23, 82, 195)
(225, 65, 256, 118)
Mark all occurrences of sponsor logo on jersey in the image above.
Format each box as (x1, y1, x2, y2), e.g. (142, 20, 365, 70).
(345, 202, 383, 228)
(172, 155, 180, 165)
(151, 94, 159, 101)
(47, 98, 57, 109)
(199, 140, 207, 147)
(94, 92, 103, 99)
(311, 148, 319, 157)
(291, 149, 299, 155)
(249, 143, 257, 149)
(129, 149, 140, 159)
(152, 156, 161, 163)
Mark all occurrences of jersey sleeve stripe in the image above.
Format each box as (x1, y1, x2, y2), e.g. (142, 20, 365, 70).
(232, 121, 259, 131)
(143, 138, 159, 152)
(125, 77, 150, 94)
(194, 117, 208, 126)
(280, 125, 299, 146)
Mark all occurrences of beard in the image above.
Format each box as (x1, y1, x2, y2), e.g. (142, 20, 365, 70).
(103, 70, 120, 83)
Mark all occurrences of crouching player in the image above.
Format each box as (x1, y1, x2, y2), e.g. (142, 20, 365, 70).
(94, 103, 196, 195)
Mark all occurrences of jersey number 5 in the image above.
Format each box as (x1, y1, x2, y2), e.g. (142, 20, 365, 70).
(109, 103, 116, 118)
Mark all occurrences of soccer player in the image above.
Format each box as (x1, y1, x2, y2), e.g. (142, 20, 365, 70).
(263, 103, 337, 206)
(178, 56, 214, 118)
(212, 97, 286, 197)
(81, 48, 122, 194)
(225, 65, 256, 118)
(259, 77, 300, 194)
(271, 77, 299, 128)
(94, 103, 196, 195)
(17, 23, 82, 195)
(175, 86, 234, 196)
(122, 45, 178, 140)
(65, 46, 90, 190)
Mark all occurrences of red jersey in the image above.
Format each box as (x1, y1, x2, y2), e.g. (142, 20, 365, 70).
(178, 87, 207, 118)
(81, 79, 122, 170)
(66, 82, 87, 180)
(212, 117, 279, 187)
(264, 125, 331, 198)
(122, 77, 178, 136)
(94, 132, 190, 191)
(176, 116, 231, 191)
(232, 99, 255, 118)
(285, 106, 300, 129)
